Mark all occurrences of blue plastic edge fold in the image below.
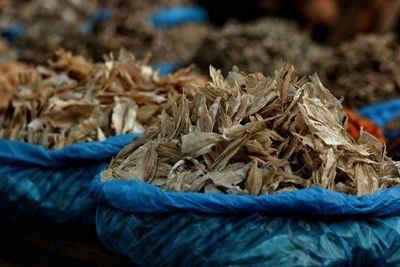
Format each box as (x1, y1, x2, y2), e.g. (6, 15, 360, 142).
(88, 176, 400, 217)
(149, 6, 208, 28)
(358, 99, 400, 139)
(0, 133, 143, 168)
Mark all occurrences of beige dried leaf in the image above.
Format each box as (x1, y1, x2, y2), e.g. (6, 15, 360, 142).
(245, 160, 263, 195)
(181, 132, 223, 157)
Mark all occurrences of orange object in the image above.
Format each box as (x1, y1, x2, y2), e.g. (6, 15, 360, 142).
(343, 108, 385, 143)
(0, 61, 37, 109)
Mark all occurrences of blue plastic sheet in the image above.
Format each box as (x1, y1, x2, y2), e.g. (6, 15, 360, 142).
(89, 178, 400, 265)
(149, 6, 208, 28)
(92, 9, 112, 23)
(0, 24, 26, 42)
(152, 62, 183, 75)
(358, 99, 400, 139)
(0, 134, 141, 225)
(96, 206, 400, 266)
(80, 9, 112, 34)
(88, 179, 400, 217)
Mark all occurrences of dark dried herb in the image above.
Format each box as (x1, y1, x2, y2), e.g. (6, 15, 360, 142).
(192, 17, 330, 76)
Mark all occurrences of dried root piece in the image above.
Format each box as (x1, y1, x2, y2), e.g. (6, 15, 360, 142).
(104, 64, 400, 195)
(0, 49, 196, 149)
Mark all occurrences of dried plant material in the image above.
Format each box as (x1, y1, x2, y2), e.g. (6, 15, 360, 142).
(0, 50, 196, 149)
(2, 0, 208, 65)
(245, 160, 263, 195)
(103, 64, 400, 196)
(4, 0, 96, 64)
(0, 38, 16, 60)
(0, 61, 37, 109)
(319, 33, 400, 108)
(87, 0, 209, 64)
(193, 17, 330, 76)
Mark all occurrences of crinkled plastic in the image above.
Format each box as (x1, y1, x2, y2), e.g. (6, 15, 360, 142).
(149, 6, 208, 28)
(96, 206, 400, 266)
(88, 179, 400, 266)
(88, 179, 400, 217)
(0, 133, 141, 225)
(358, 99, 400, 139)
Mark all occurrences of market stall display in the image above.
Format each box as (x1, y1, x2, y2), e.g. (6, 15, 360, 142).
(2, 2, 400, 265)
(0, 50, 194, 226)
(87, 65, 400, 266)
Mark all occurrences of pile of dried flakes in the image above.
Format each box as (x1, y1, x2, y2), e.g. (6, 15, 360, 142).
(192, 17, 330, 76)
(1, 0, 209, 65)
(102, 65, 400, 196)
(0, 49, 195, 149)
(319, 33, 400, 108)
(91, 0, 210, 65)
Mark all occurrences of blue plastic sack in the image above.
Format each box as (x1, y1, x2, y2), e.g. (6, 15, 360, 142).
(80, 9, 112, 34)
(88, 178, 400, 265)
(0, 24, 26, 42)
(96, 206, 400, 266)
(152, 62, 183, 75)
(88, 179, 400, 217)
(0, 134, 141, 225)
(92, 9, 112, 23)
(149, 6, 208, 28)
(358, 99, 400, 139)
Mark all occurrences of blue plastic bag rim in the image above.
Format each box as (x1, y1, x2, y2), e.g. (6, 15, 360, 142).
(152, 61, 183, 75)
(0, 133, 142, 168)
(358, 98, 400, 139)
(88, 176, 400, 218)
(148, 5, 208, 29)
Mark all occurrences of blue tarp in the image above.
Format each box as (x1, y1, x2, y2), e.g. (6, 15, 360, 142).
(152, 62, 183, 75)
(0, 24, 26, 42)
(149, 6, 208, 29)
(89, 178, 400, 266)
(88, 178, 400, 217)
(359, 99, 400, 139)
(96, 206, 400, 266)
(0, 134, 141, 225)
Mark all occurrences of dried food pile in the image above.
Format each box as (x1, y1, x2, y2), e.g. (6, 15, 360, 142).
(92, 0, 209, 64)
(0, 0, 209, 65)
(0, 50, 195, 149)
(319, 33, 400, 108)
(0, 0, 95, 63)
(102, 65, 400, 196)
(0, 61, 37, 109)
(193, 17, 330, 75)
